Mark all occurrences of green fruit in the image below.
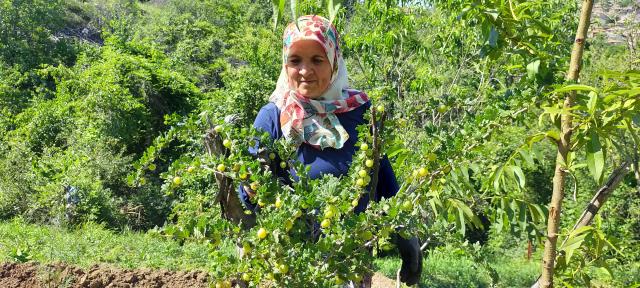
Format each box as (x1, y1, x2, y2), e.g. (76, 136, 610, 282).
(148, 163, 156, 171)
(418, 167, 428, 177)
(356, 178, 366, 187)
(223, 139, 232, 148)
(284, 219, 293, 231)
(437, 104, 449, 113)
(269, 153, 276, 160)
(324, 205, 336, 218)
(365, 159, 374, 168)
(349, 273, 362, 282)
(279, 161, 287, 169)
(214, 125, 223, 132)
(278, 264, 289, 274)
(324, 209, 335, 219)
(359, 230, 373, 241)
(360, 143, 369, 151)
(257, 228, 268, 239)
(351, 199, 359, 207)
(187, 166, 195, 173)
(242, 242, 251, 254)
(275, 197, 282, 209)
(173, 176, 182, 185)
(239, 173, 248, 180)
(217, 163, 226, 172)
(232, 163, 241, 172)
(358, 169, 368, 178)
(242, 273, 250, 282)
(320, 218, 331, 228)
(402, 200, 414, 211)
(377, 104, 385, 113)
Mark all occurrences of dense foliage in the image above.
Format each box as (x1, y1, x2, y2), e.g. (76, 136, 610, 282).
(0, 0, 638, 287)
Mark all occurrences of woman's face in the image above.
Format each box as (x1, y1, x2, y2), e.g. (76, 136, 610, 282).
(286, 40, 333, 99)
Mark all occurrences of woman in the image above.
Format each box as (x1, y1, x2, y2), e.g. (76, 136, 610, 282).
(238, 15, 421, 286)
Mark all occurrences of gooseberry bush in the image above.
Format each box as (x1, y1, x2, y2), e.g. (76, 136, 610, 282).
(132, 108, 448, 287)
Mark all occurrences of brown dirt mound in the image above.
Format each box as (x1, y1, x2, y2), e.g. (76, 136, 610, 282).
(0, 262, 398, 288)
(0, 262, 210, 288)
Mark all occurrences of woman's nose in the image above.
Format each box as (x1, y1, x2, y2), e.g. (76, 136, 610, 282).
(299, 63, 312, 76)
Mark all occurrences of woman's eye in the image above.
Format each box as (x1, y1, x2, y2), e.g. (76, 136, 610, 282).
(313, 58, 324, 64)
(289, 58, 301, 65)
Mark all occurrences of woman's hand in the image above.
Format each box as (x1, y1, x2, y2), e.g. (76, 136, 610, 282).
(243, 185, 256, 199)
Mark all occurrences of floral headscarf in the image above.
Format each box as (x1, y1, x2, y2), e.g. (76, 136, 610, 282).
(269, 15, 369, 150)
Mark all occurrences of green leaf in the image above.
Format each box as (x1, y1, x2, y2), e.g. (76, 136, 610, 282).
(562, 231, 589, 263)
(429, 197, 442, 218)
(457, 204, 466, 236)
(290, 0, 297, 21)
(545, 130, 560, 142)
(483, 8, 499, 20)
(553, 84, 598, 93)
(567, 225, 594, 239)
(528, 204, 540, 224)
(327, 0, 342, 25)
(518, 148, 535, 166)
(460, 165, 470, 184)
(272, 0, 285, 29)
(492, 165, 504, 192)
(587, 91, 598, 113)
(529, 204, 546, 224)
(526, 60, 540, 79)
(526, 133, 546, 146)
(511, 165, 526, 189)
(586, 131, 605, 184)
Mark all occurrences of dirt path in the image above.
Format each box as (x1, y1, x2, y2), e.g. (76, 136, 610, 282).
(0, 262, 398, 288)
(371, 272, 397, 288)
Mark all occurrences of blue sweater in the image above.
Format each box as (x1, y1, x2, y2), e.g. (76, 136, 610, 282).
(238, 101, 399, 213)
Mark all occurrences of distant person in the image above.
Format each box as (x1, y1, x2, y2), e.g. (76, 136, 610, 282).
(239, 15, 422, 286)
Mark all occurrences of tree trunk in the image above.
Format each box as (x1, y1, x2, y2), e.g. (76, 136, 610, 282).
(539, 1, 594, 287)
(531, 161, 630, 288)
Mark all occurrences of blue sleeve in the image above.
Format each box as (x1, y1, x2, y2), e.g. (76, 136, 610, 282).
(254, 103, 281, 139)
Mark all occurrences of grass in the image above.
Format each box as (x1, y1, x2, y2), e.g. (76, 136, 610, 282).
(0, 218, 235, 272)
(374, 244, 540, 288)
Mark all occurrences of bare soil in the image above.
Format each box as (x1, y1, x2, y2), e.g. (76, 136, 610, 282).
(0, 262, 210, 288)
(0, 262, 398, 288)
